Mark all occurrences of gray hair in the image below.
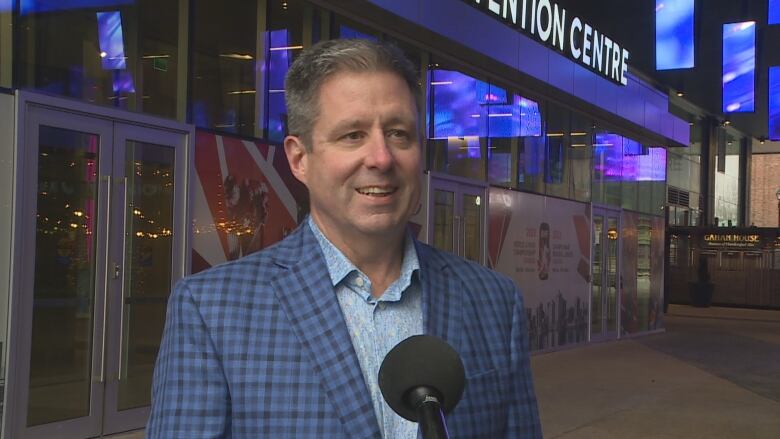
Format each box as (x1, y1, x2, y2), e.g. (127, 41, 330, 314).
(284, 38, 420, 148)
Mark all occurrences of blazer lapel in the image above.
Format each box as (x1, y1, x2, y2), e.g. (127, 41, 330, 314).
(417, 242, 464, 353)
(271, 226, 381, 439)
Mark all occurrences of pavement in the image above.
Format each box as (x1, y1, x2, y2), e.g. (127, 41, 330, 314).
(532, 304, 780, 439)
(109, 304, 780, 439)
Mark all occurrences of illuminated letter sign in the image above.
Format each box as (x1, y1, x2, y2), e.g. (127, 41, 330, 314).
(463, 0, 630, 85)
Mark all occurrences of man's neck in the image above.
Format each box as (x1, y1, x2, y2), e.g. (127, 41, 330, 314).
(311, 218, 406, 297)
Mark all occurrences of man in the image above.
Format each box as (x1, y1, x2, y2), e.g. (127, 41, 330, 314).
(148, 39, 541, 438)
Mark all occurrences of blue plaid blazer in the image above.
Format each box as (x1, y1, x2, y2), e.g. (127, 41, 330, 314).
(147, 223, 541, 438)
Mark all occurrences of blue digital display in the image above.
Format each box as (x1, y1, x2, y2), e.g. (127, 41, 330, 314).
(430, 69, 542, 139)
(97, 11, 126, 70)
(22, 0, 134, 15)
(655, 0, 695, 70)
(770, 67, 780, 141)
(722, 22, 756, 113)
(770, 0, 780, 25)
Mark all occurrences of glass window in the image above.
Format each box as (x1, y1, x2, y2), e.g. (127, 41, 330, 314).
(570, 113, 592, 202)
(192, 0, 258, 137)
(714, 132, 741, 226)
(265, 0, 308, 143)
(17, 0, 180, 118)
(544, 103, 570, 199)
(592, 128, 623, 206)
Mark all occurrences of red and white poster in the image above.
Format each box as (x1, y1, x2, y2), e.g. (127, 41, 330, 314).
(488, 188, 591, 351)
(191, 131, 307, 273)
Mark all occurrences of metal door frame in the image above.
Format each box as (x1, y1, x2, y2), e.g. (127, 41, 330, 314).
(4, 90, 193, 439)
(590, 205, 622, 341)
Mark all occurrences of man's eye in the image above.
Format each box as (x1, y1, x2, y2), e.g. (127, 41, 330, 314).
(343, 132, 364, 141)
(388, 129, 409, 139)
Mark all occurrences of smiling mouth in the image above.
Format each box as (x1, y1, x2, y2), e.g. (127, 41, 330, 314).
(356, 186, 397, 197)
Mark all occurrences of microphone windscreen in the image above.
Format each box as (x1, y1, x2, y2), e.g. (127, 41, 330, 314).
(378, 335, 465, 422)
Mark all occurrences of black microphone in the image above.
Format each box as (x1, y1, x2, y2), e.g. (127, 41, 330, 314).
(378, 335, 466, 439)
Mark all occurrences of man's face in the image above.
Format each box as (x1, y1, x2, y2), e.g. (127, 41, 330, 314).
(284, 70, 422, 246)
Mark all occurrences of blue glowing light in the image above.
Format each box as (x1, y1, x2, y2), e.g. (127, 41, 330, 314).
(97, 11, 126, 70)
(655, 0, 695, 70)
(22, 0, 135, 15)
(770, 0, 780, 25)
(770, 67, 780, 141)
(722, 22, 756, 113)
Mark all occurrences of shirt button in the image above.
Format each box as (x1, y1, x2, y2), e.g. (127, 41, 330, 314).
(355, 277, 365, 287)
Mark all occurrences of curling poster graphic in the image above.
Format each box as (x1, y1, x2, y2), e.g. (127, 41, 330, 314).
(488, 187, 591, 350)
(191, 131, 307, 273)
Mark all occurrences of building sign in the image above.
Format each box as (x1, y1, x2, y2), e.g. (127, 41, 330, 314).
(464, 0, 630, 85)
(702, 233, 761, 249)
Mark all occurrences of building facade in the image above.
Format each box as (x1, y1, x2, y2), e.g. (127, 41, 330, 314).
(0, 1, 700, 437)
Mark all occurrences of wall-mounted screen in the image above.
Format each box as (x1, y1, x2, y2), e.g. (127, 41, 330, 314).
(770, 0, 780, 25)
(97, 11, 126, 70)
(430, 69, 542, 139)
(722, 22, 756, 113)
(770, 67, 780, 141)
(655, 0, 695, 70)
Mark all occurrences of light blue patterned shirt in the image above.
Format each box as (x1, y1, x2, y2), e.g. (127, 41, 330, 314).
(308, 218, 423, 439)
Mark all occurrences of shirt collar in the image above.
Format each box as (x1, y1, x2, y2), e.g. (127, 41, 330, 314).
(308, 217, 420, 298)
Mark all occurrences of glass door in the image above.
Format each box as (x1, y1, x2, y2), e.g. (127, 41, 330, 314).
(591, 207, 621, 340)
(101, 124, 186, 434)
(428, 173, 486, 264)
(7, 95, 189, 439)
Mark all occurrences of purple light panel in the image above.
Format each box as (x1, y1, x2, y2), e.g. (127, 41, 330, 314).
(722, 22, 756, 113)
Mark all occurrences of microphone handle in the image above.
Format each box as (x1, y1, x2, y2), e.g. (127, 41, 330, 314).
(409, 387, 450, 439)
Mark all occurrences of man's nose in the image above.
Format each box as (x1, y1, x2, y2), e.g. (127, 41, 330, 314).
(364, 133, 394, 171)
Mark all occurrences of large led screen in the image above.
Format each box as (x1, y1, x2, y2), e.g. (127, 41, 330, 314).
(770, 67, 780, 141)
(655, 0, 695, 70)
(770, 0, 780, 25)
(722, 22, 756, 113)
(430, 69, 542, 139)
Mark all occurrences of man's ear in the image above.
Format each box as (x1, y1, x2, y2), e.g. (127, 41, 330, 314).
(284, 135, 308, 185)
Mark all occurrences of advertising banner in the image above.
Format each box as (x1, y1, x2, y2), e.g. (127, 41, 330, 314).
(488, 188, 590, 350)
(191, 131, 307, 273)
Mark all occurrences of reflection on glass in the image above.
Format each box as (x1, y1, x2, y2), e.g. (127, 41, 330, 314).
(462, 194, 481, 263)
(18, 1, 179, 117)
(118, 141, 175, 411)
(192, 0, 258, 136)
(432, 190, 454, 253)
(591, 217, 603, 334)
(607, 217, 618, 332)
(28, 126, 99, 426)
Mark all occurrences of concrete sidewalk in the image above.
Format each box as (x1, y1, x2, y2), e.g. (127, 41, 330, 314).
(532, 305, 780, 439)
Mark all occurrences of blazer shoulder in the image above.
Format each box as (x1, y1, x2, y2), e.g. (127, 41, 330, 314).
(179, 224, 312, 294)
(418, 241, 517, 292)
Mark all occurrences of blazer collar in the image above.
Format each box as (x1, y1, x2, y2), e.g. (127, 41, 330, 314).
(270, 225, 381, 439)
